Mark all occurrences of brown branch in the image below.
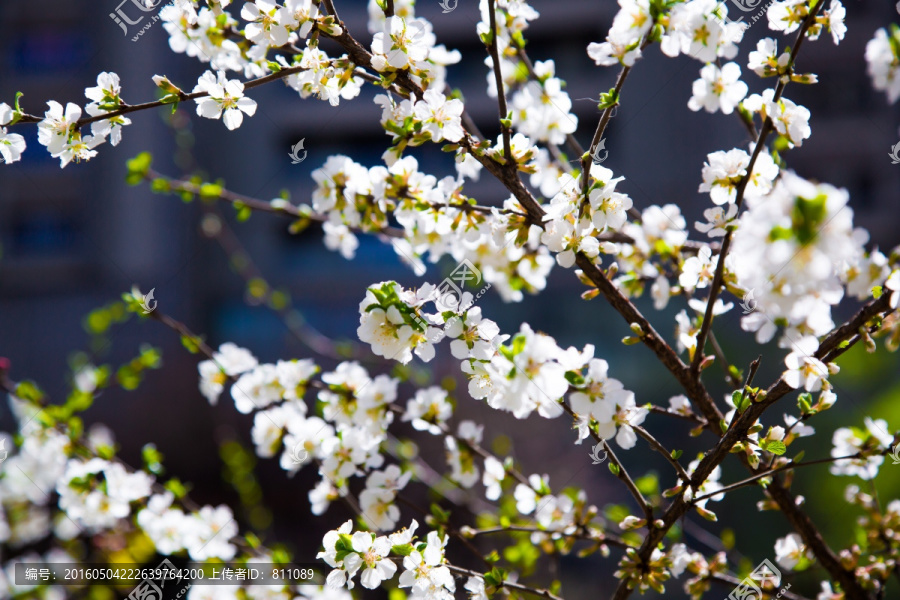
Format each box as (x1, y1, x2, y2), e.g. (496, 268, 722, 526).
(689, 0, 826, 379)
(580, 63, 632, 200)
(446, 564, 566, 600)
(486, 0, 512, 164)
(13, 65, 310, 129)
(145, 168, 405, 238)
(465, 525, 631, 549)
(561, 402, 653, 522)
(691, 453, 866, 503)
(632, 425, 690, 482)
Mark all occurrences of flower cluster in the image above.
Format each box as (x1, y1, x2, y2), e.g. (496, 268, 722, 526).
(768, 0, 846, 45)
(318, 519, 454, 597)
(729, 172, 871, 346)
(662, 0, 742, 64)
(30, 71, 135, 168)
(0, 102, 26, 164)
(138, 497, 239, 560)
(865, 24, 900, 104)
(0, 403, 70, 547)
(541, 164, 633, 268)
(56, 457, 153, 531)
(587, 0, 654, 67)
(304, 154, 554, 300)
(830, 417, 894, 480)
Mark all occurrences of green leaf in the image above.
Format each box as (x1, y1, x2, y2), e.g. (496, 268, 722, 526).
(164, 477, 190, 498)
(142, 443, 165, 475)
(180, 334, 203, 354)
(200, 182, 223, 198)
(125, 152, 153, 185)
(635, 473, 659, 496)
(695, 505, 718, 522)
(792, 193, 828, 245)
(95, 443, 116, 460)
(597, 88, 619, 110)
(8, 92, 25, 125)
(15, 380, 45, 403)
(430, 503, 450, 524)
(564, 371, 585, 386)
(721, 528, 735, 550)
(159, 93, 180, 105)
(608, 462, 621, 476)
(662, 485, 683, 498)
(670, 449, 683, 460)
(66, 390, 94, 414)
(234, 202, 252, 222)
(763, 440, 787, 455)
(391, 543, 414, 557)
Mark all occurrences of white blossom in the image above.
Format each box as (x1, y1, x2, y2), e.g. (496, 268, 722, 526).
(688, 62, 747, 115)
(198, 342, 259, 405)
(414, 89, 464, 143)
(193, 71, 258, 130)
(403, 387, 452, 435)
(830, 418, 894, 480)
(774, 533, 812, 570)
(866, 27, 900, 104)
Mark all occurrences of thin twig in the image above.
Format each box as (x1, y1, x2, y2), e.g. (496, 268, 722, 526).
(446, 564, 566, 600)
(689, 1, 826, 380)
(486, 0, 512, 163)
(561, 402, 653, 522)
(632, 425, 690, 482)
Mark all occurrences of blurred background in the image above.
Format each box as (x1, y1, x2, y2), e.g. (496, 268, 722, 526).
(1, 1, 899, 598)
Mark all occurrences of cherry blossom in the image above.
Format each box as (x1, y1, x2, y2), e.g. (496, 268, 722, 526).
(0, 102, 25, 163)
(865, 26, 900, 104)
(688, 62, 748, 115)
(193, 70, 258, 130)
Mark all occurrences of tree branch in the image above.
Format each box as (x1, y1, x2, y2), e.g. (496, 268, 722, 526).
(485, 0, 512, 165)
(689, 1, 826, 379)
